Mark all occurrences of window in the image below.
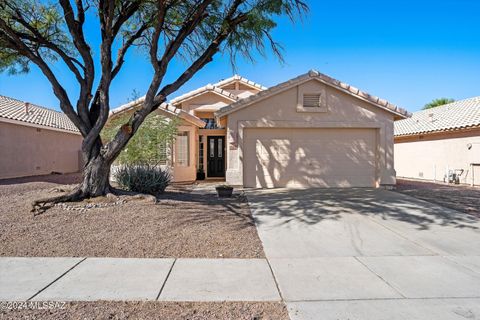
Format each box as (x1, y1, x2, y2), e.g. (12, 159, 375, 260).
(209, 138, 215, 157)
(201, 118, 220, 129)
(303, 94, 321, 108)
(198, 136, 204, 169)
(158, 142, 169, 165)
(176, 132, 189, 166)
(218, 138, 223, 157)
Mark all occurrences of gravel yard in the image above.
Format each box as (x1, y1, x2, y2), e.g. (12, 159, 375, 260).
(395, 178, 480, 217)
(0, 301, 289, 320)
(0, 173, 264, 258)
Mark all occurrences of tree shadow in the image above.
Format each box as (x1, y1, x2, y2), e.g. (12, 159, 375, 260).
(155, 189, 256, 231)
(245, 188, 480, 231)
(0, 172, 82, 186)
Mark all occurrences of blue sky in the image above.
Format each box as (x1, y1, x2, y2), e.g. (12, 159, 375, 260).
(0, 0, 479, 112)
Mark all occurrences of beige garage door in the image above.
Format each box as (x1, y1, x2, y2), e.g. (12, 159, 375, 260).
(243, 128, 377, 188)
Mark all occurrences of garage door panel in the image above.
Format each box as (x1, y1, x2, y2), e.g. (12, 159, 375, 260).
(244, 128, 376, 188)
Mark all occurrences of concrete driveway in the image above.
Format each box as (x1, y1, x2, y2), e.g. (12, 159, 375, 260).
(247, 188, 480, 320)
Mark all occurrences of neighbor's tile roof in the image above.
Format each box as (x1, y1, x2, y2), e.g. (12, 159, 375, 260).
(394, 96, 480, 136)
(0, 95, 79, 133)
(216, 70, 410, 119)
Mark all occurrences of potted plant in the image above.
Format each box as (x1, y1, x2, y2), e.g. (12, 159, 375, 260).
(215, 184, 234, 198)
(196, 168, 205, 180)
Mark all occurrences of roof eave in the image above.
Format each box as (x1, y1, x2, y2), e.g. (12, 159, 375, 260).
(395, 124, 480, 138)
(0, 117, 81, 135)
(216, 71, 410, 119)
(170, 87, 237, 106)
(110, 100, 205, 128)
(214, 75, 267, 91)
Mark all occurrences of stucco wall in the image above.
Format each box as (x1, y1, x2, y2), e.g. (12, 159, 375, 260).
(0, 121, 82, 179)
(395, 129, 480, 185)
(172, 124, 198, 182)
(224, 78, 396, 187)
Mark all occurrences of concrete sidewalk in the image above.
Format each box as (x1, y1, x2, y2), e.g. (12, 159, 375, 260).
(0, 257, 280, 302)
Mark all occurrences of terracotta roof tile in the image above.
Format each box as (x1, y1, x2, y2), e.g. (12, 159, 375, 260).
(395, 97, 480, 136)
(214, 74, 267, 90)
(0, 95, 79, 133)
(169, 75, 266, 105)
(110, 97, 206, 128)
(170, 85, 238, 104)
(216, 70, 410, 119)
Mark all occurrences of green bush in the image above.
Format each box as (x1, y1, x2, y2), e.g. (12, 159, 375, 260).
(114, 164, 171, 195)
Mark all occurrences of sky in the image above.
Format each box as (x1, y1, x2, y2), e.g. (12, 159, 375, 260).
(0, 0, 479, 113)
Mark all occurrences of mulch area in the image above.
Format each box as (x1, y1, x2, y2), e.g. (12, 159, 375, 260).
(0, 301, 289, 320)
(0, 173, 264, 258)
(395, 179, 480, 217)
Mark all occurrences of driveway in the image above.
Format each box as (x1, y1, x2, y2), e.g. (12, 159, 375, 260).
(247, 188, 480, 320)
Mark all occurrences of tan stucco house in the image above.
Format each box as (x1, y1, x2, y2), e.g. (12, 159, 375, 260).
(112, 70, 409, 188)
(0, 95, 82, 179)
(395, 97, 480, 186)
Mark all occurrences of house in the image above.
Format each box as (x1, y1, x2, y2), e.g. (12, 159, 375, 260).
(395, 97, 480, 186)
(0, 95, 82, 179)
(111, 70, 409, 188)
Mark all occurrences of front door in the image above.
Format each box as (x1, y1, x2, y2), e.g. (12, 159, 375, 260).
(207, 136, 225, 177)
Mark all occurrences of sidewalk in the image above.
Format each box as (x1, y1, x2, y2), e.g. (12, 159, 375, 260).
(0, 257, 280, 302)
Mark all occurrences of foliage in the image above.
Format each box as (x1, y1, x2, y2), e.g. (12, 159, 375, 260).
(423, 98, 455, 110)
(114, 164, 171, 195)
(0, 0, 308, 201)
(102, 112, 178, 165)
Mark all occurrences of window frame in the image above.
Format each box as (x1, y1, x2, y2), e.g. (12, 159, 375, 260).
(175, 131, 190, 167)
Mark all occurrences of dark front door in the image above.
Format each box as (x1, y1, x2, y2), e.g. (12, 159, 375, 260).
(207, 136, 225, 177)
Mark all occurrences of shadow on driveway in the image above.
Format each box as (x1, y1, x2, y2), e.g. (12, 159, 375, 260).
(246, 188, 479, 231)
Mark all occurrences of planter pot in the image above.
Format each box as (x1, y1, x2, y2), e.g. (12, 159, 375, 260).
(216, 186, 233, 198)
(196, 171, 205, 180)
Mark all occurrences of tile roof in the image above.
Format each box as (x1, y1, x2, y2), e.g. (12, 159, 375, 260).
(110, 97, 206, 128)
(214, 74, 267, 90)
(216, 70, 410, 119)
(169, 75, 266, 105)
(394, 97, 480, 136)
(0, 95, 79, 133)
(170, 84, 238, 105)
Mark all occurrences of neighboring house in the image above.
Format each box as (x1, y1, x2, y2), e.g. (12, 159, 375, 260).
(111, 71, 409, 188)
(0, 95, 82, 179)
(395, 97, 480, 186)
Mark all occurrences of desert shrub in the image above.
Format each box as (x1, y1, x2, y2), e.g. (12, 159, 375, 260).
(114, 164, 171, 195)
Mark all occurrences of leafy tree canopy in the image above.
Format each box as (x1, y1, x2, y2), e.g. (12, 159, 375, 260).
(0, 0, 307, 211)
(102, 112, 178, 165)
(423, 98, 455, 110)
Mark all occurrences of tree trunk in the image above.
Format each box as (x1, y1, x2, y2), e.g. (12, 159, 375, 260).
(78, 155, 112, 197)
(31, 149, 114, 214)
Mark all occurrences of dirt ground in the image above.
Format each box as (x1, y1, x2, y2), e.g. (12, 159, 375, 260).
(0, 301, 289, 320)
(0, 173, 264, 258)
(396, 179, 480, 217)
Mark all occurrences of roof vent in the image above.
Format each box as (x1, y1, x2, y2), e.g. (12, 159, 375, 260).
(25, 102, 30, 115)
(428, 113, 434, 122)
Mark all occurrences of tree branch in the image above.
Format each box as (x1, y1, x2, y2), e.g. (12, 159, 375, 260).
(103, 0, 248, 162)
(0, 19, 87, 135)
(59, 0, 94, 127)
